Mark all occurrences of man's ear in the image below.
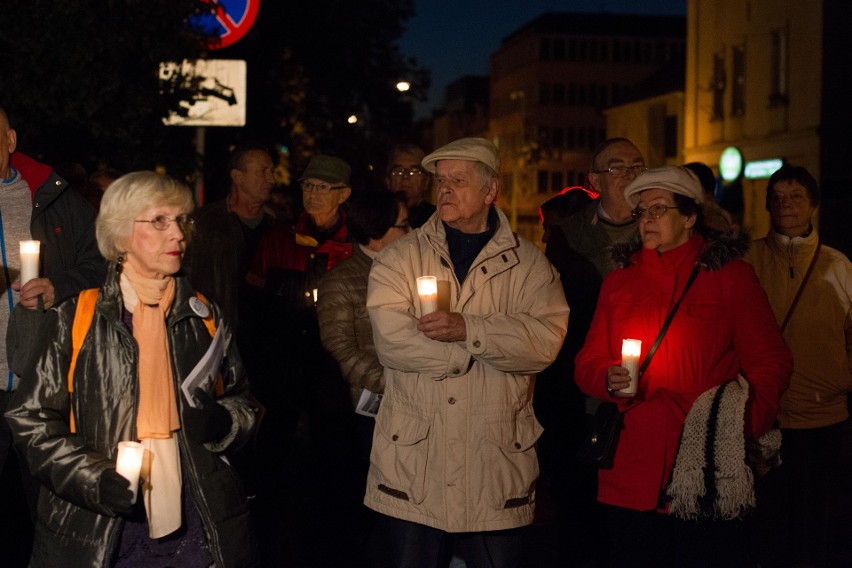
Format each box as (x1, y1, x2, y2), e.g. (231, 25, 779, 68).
(230, 168, 242, 187)
(484, 178, 499, 205)
(8, 129, 17, 154)
(339, 186, 352, 204)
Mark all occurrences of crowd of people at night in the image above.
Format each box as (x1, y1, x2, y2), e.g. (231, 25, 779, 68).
(0, 103, 850, 568)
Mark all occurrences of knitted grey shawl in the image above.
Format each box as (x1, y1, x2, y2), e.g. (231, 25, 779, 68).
(667, 375, 781, 520)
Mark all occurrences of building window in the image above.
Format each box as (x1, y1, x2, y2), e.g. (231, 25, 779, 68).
(732, 45, 745, 116)
(553, 128, 564, 148)
(578, 84, 587, 106)
(539, 82, 550, 105)
(567, 83, 576, 106)
(712, 51, 726, 121)
(567, 171, 575, 186)
(554, 39, 565, 60)
(540, 38, 551, 60)
(553, 83, 565, 105)
(770, 28, 788, 105)
(578, 128, 586, 148)
(567, 127, 575, 149)
(537, 170, 549, 194)
(600, 40, 609, 62)
(579, 40, 588, 61)
(613, 40, 621, 62)
(568, 38, 577, 61)
(552, 172, 564, 192)
(539, 127, 550, 149)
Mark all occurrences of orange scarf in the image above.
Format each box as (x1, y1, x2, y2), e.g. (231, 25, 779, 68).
(120, 261, 179, 439)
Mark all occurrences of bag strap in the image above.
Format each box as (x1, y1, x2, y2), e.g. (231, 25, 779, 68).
(68, 289, 99, 433)
(637, 263, 701, 379)
(779, 242, 820, 334)
(67, 290, 221, 433)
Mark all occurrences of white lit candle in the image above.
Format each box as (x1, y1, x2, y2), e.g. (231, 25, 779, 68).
(416, 276, 438, 315)
(312, 288, 318, 303)
(115, 441, 144, 503)
(620, 339, 642, 396)
(19, 240, 40, 286)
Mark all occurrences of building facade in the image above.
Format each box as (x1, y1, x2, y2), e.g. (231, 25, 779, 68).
(683, 0, 852, 251)
(488, 12, 686, 242)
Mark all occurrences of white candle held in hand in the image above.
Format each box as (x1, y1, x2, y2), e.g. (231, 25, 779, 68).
(115, 441, 145, 504)
(19, 240, 40, 286)
(620, 339, 642, 396)
(416, 276, 438, 315)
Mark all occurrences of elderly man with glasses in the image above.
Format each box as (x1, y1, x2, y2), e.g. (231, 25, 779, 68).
(385, 143, 435, 228)
(537, 137, 647, 566)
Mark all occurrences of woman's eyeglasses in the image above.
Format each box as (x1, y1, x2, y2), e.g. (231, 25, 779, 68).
(134, 214, 195, 231)
(631, 204, 675, 221)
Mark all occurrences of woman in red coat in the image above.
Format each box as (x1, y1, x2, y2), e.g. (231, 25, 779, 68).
(574, 166, 791, 567)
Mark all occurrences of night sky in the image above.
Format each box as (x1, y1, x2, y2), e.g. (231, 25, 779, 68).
(401, 0, 687, 117)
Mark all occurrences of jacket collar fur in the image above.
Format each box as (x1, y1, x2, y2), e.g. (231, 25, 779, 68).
(611, 229, 750, 272)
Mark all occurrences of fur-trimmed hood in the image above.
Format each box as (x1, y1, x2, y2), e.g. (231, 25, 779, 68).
(611, 230, 751, 271)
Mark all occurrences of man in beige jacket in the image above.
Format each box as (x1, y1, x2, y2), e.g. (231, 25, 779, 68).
(366, 137, 569, 567)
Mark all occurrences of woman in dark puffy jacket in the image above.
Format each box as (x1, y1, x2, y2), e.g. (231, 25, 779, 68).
(7, 171, 258, 567)
(318, 190, 409, 457)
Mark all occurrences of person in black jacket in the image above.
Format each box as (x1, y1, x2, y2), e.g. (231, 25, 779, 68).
(6, 171, 258, 567)
(0, 106, 106, 548)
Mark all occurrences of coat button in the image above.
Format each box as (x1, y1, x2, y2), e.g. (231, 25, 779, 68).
(473, 340, 481, 348)
(514, 442, 522, 449)
(452, 368, 460, 375)
(392, 434, 399, 441)
(448, 397, 456, 405)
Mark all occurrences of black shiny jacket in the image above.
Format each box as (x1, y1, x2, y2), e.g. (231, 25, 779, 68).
(6, 267, 258, 567)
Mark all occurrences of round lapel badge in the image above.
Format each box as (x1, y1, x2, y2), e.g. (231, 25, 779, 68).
(189, 296, 210, 318)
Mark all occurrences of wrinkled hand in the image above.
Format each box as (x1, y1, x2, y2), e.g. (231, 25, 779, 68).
(417, 310, 466, 342)
(98, 469, 135, 515)
(606, 366, 632, 395)
(183, 388, 232, 444)
(13, 278, 55, 309)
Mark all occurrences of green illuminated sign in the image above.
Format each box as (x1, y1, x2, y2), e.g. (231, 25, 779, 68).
(719, 147, 743, 182)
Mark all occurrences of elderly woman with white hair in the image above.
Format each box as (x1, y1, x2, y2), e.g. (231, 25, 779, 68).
(574, 166, 791, 566)
(6, 171, 258, 567)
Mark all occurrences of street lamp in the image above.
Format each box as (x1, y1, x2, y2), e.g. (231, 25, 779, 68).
(396, 80, 411, 93)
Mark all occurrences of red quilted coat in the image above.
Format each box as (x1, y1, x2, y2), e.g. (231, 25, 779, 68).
(575, 233, 791, 511)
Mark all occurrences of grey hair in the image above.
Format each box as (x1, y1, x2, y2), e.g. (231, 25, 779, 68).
(96, 171, 194, 261)
(473, 161, 499, 190)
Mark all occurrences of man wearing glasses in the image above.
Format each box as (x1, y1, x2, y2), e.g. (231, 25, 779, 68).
(385, 143, 435, 228)
(537, 137, 646, 566)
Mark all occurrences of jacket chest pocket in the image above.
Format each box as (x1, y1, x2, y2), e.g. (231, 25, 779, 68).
(371, 409, 431, 505)
(482, 410, 543, 510)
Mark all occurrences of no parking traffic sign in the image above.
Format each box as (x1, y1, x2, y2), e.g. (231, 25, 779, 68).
(193, 0, 260, 50)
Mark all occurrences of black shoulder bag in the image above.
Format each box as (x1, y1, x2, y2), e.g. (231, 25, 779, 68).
(576, 264, 701, 469)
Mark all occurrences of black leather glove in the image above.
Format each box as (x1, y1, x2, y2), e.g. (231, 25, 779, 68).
(98, 469, 135, 515)
(183, 388, 233, 444)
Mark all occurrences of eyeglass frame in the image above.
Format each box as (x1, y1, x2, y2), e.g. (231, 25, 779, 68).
(134, 214, 195, 231)
(631, 203, 677, 221)
(300, 180, 347, 194)
(592, 165, 648, 178)
(389, 167, 425, 178)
